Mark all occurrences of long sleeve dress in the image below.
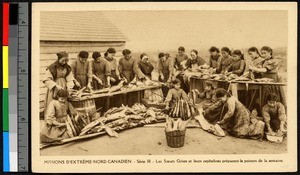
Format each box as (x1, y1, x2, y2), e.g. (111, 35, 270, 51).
(138, 61, 154, 79)
(209, 54, 221, 69)
(216, 56, 232, 74)
(90, 58, 111, 90)
(71, 58, 92, 87)
(40, 100, 77, 143)
(119, 56, 145, 82)
(174, 54, 188, 70)
(250, 57, 264, 79)
(105, 57, 120, 86)
(204, 96, 265, 139)
(185, 56, 207, 69)
(43, 61, 75, 116)
(226, 59, 246, 76)
(158, 57, 174, 82)
(165, 88, 189, 107)
(262, 102, 287, 132)
(261, 57, 286, 107)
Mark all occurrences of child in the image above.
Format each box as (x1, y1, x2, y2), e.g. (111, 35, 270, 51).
(165, 79, 189, 109)
(216, 47, 232, 74)
(225, 50, 246, 76)
(40, 89, 77, 143)
(262, 93, 287, 136)
(193, 81, 216, 109)
(91, 51, 111, 90)
(71, 51, 92, 89)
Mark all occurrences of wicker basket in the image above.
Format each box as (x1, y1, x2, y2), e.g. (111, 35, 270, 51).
(165, 129, 186, 148)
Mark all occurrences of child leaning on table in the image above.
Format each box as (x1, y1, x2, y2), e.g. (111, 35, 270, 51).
(165, 79, 190, 110)
(193, 81, 216, 109)
(40, 89, 77, 143)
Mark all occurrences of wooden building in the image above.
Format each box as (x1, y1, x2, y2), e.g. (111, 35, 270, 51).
(39, 11, 128, 114)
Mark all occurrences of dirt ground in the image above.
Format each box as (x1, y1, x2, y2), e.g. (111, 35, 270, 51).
(40, 120, 287, 156)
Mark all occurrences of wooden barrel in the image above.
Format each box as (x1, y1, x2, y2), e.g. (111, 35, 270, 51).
(70, 99, 96, 123)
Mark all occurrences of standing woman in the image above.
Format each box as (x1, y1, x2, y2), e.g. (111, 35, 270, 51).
(174, 46, 189, 71)
(158, 52, 174, 83)
(248, 46, 286, 106)
(71, 51, 92, 89)
(248, 47, 264, 79)
(225, 50, 246, 76)
(249, 46, 279, 81)
(208, 46, 222, 72)
(43, 51, 75, 115)
(158, 52, 174, 97)
(138, 53, 154, 79)
(104, 48, 121, 86)
(185, 49, 207, 70)
(217, 47, 232, 74)
(119, 49, 146, 83)
(91, 51, 111, 90)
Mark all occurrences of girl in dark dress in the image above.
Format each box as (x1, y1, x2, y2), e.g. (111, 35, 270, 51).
(225, 50, 246, 76)
(217, 47, 232, 74)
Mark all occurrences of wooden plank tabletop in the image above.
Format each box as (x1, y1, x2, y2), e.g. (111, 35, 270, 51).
(69, 84, 162, 102)
(190, 77, 286, 86)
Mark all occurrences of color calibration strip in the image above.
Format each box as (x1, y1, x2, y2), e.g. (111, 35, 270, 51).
(3, 2, 21, 172)
(3, 2, 10, 172)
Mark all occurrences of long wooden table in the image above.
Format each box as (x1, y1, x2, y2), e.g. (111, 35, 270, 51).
(69, 84, 162, 113)
(190, 77, 287, 110)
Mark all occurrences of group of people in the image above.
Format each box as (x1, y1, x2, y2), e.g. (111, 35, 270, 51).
(40, 45, 287, 143)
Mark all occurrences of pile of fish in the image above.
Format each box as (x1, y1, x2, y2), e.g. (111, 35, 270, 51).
(68, 78, 161, 100)
(254, 78, 275, 83)
(64, 103, 167, 139)
(165, 99, 199, 132)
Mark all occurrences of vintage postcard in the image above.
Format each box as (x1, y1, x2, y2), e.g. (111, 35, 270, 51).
(31, 2, 297, 173)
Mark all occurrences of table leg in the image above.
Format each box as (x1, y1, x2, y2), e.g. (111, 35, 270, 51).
(230, 83, 238, 98)
(259, 86, 262, 110)
(105, 96, 110, 112)
(137, 90, 141, 103)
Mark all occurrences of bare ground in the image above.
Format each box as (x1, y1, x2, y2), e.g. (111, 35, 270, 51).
(40, 120, 287, 156)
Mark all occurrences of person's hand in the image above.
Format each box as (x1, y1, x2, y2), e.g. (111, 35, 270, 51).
(56, 84, 63, 90)
(74, 81, 81, 88)
(110, 77, 116, 82)
(267, 130, 276, 136)
(160, 75, 165, 81)
(97, 78, 103, 85)
(165, 105, 170, 110)
(167, 78, 172, 83)
(216, 120, 224, 125)
(58, 123, 66, 127)
(87, 82, 93, 89)
(193, 89, 200, 94)
(123, 77, 128, 83)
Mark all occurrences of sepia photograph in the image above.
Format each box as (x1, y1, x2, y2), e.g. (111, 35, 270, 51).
(31, 2, 297, 173)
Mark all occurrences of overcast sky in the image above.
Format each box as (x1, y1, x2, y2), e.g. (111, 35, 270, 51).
(103, 10, 288, 52)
